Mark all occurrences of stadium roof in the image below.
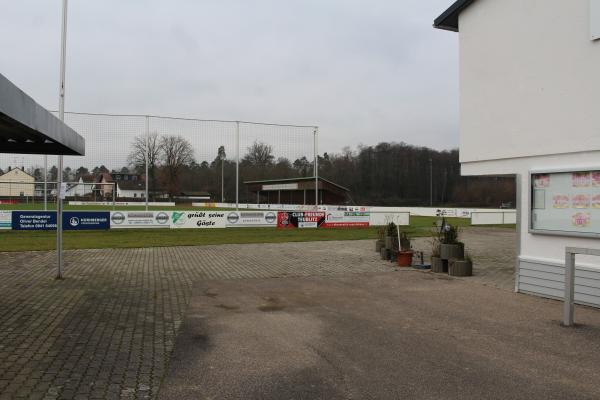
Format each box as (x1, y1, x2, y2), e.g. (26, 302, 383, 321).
(244, 176, 350, 192)
(0, 73, 85, 155)
(433, 0, 476, 32)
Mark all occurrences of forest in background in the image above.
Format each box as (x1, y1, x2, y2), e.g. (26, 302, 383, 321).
(4, 139, 515, 208)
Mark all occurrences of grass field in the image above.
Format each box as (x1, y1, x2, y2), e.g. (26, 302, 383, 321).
(0, 216, 514, 252)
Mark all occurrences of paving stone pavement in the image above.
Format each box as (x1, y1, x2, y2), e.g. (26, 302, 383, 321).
(0, 228, 515, 399)
(412, 227, 517, 291)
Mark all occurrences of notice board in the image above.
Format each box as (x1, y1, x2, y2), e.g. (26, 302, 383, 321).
(530, 170, 600, 237)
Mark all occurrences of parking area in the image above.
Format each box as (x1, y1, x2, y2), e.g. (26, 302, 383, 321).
(0, 238, 389, 399)
(0, 227, 590, 400)
(160, 270, 600, 400)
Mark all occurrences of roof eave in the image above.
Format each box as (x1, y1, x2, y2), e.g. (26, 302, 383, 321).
(433, 0, 476, 32)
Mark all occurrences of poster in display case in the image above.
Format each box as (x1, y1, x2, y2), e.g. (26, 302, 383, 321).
(530, 169, 600, 237)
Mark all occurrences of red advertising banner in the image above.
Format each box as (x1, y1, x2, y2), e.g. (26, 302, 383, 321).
(277, 211, 326, 228)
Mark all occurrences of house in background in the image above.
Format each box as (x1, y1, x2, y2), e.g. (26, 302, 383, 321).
(0, 167, 34, 198)
(96, 171, 146, 199)
(116, 180, 146, 199)
(434, 0, 600, 306)
(64, 176, 95, 198)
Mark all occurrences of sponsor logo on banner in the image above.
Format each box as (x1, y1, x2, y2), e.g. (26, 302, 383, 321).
(63, 212, 110, 230)
(321, 211, 370, 228)
(435, 208, 457, 217)
(110, 211, 170, 228)
(593, 194, 600, 209)
(12, 211, 109, 230)
(12, 211, 57, 230)
(170, 211, 226, 228)
(226, 211, 278, 227)
(0, 211, 11, 229)
(277, 211, 326, 228)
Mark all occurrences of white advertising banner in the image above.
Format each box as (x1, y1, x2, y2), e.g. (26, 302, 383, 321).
(262, 183, 299, 191)
(169, 211, 227, 229)
(70, 201, 176, 207)
(225, 211, 278, 227)
(110, 211, 171, 228)
(0, 211, 11, 229)
(369, 211, 410, 226)
(322, 211, 370, 227)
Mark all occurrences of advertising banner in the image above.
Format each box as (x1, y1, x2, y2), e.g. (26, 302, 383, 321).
(12, 211, 110, 230)
(225, 211, 278, 227)
(0, 211, 12, 229)
(63, 212, 110, 230)
(277, 211, 326, 228)
(12, 211, 57, 230)
(69, 201, 176, 207)
(110, 211, 171, 228)
(170, 211, 226, 229)
(321, 211, 370, 228)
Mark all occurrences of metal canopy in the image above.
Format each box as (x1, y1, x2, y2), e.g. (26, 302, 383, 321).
(0, 73, 84, 156)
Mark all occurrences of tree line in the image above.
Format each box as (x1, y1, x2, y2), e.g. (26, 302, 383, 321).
(8, 136, 515, 207)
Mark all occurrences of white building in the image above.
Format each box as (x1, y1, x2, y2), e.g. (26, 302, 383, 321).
(64, 177, 94, 197)
(435, 0, 600, 306)
(116, 181, 146, 199)
(0, 168, 34, 197)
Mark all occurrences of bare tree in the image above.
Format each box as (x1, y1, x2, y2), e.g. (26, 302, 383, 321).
(159, 135, 195, 196)
(128, 132, 161, 199)
(242, 141, 274, 166)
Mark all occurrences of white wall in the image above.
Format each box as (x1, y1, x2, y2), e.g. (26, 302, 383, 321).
(0, 169, 34, 197)
(458, 0, 600, 305)
(459, 0, 600, 164)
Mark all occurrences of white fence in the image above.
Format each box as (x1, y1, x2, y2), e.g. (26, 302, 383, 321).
(193, 202, 514, 220)
(471, 211, 517, 225)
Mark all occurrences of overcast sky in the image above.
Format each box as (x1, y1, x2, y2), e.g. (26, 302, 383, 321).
(0, 0, 458, 154)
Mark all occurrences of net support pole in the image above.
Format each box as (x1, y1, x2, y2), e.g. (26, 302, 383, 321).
(56, 0, 68, 280)
(314, 127, 319, 208)
(235, 121, 240, 210)
(145, 115, 149, 211)
(44, 155, 48, 211)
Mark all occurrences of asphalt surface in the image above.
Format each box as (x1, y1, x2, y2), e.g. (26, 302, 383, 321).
(159, 270, 600, 400)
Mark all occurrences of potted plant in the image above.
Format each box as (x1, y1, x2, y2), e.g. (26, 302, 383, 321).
(384, 222, 398, 251)
(439, 223, 464, 261)
(397, 232, 414, 267)
(449, 252, 473, 277)
(375, 227, 385, 253)
(430, 235, 445, 273)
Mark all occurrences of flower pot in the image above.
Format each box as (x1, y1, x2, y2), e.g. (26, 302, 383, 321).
(384, 236, 398, 250)
(375, 239, 385, 253)
(397, 250, 414, 267)
(449, 259, 473, 277)
(380, 248, 390, 260)
(440, 243, 464, 261)
(431, 256, 445, 273)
